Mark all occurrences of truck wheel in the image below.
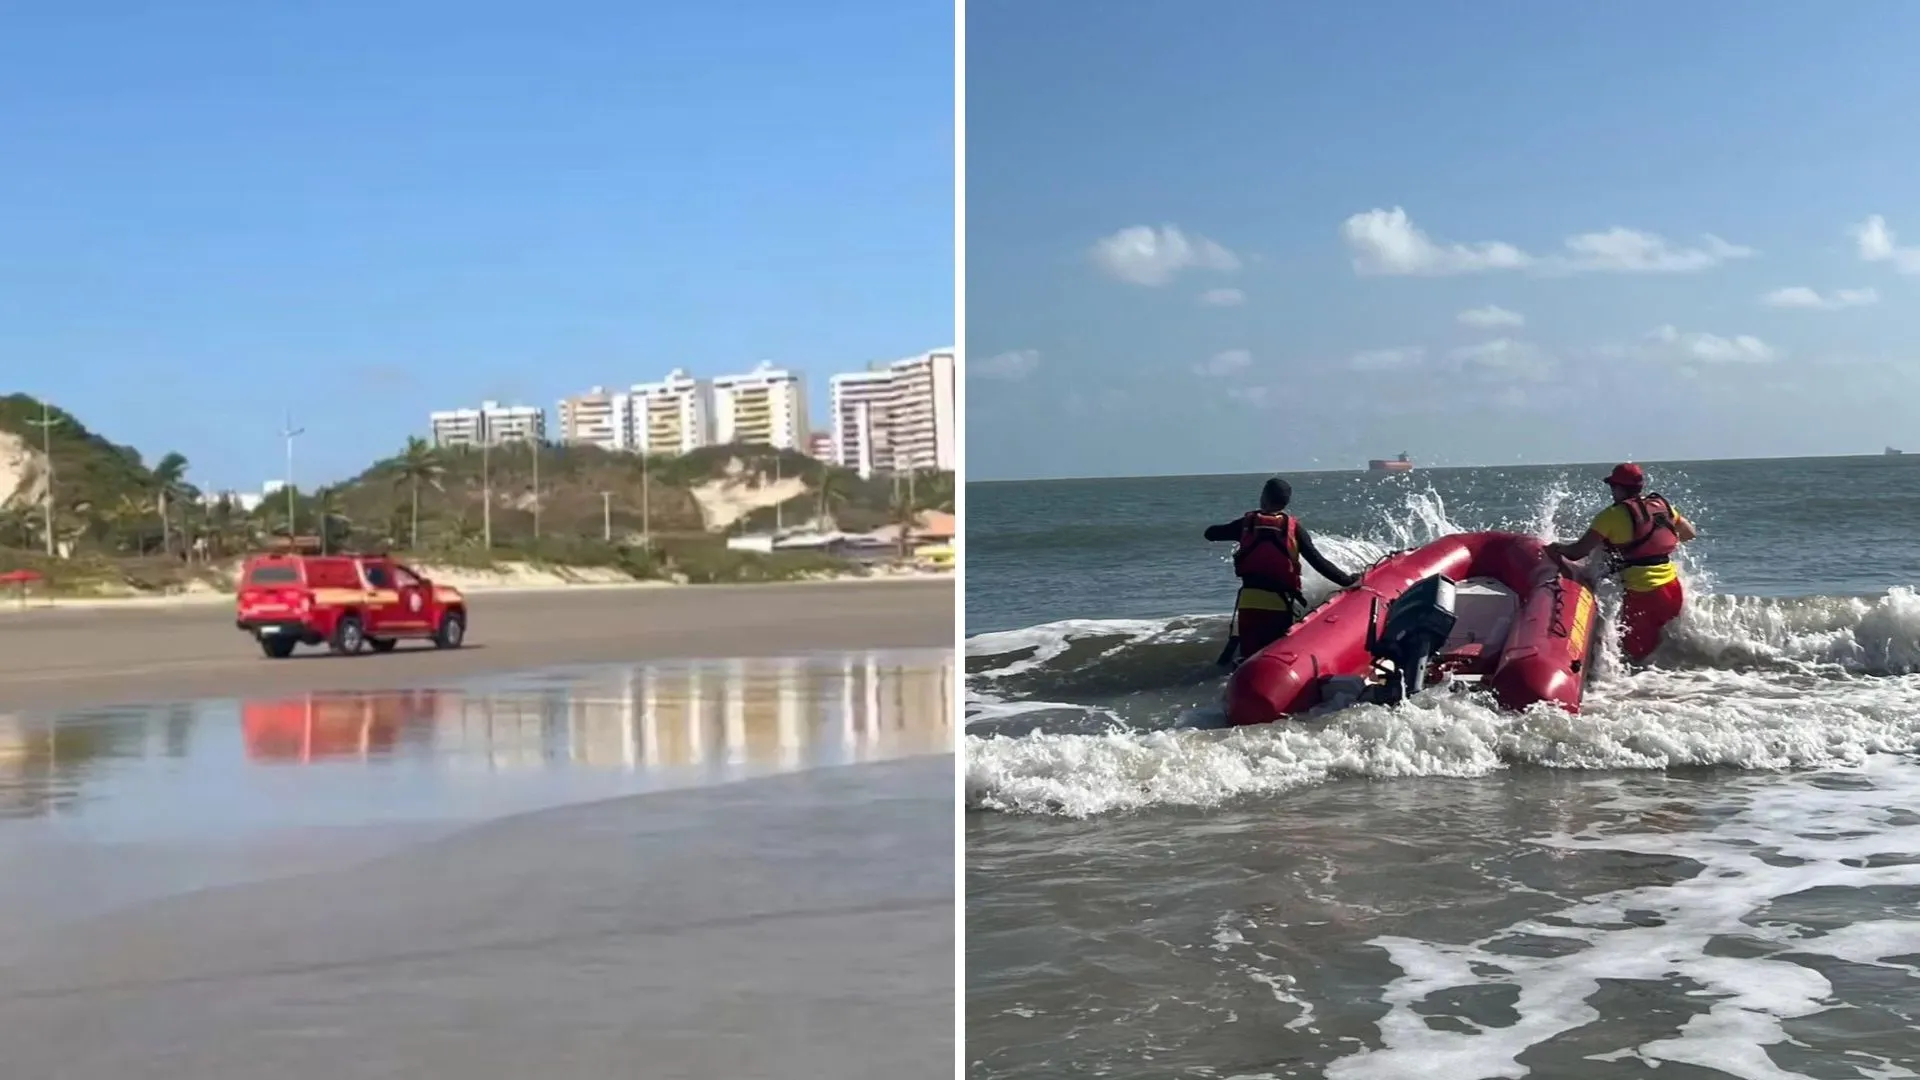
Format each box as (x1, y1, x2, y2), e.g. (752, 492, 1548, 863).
(368, 637, 398, 653)
(259, 635, 297, 659)
(330, 615, 366, 656)
(433, 612, 466, 649)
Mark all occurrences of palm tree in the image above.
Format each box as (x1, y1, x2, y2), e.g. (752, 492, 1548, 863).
(107, 493, 154, 554)
(203, 495, 250, 560)
(891, 470, 921, 559)
(150, 452, 190, 558)
(313, 485, 349, 554)
(392, 437, 444, 551)
(815, 469, 851, 531)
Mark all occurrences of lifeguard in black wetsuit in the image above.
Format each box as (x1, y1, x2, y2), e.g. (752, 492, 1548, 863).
(1204, 477, 1360, 663)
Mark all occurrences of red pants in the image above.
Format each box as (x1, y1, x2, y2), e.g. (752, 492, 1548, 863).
(1621, 579, 1685, 662)
(1236, 608, 1296, 658)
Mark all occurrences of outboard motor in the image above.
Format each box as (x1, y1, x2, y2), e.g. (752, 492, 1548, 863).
(1365, 574, 1459, 704)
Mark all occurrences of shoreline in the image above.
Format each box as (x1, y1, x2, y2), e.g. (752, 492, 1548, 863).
(0, 563, 953, 615)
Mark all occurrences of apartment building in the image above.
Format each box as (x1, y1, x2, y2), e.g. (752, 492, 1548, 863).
(428, 407, 484, 448)
(886, 349, 956, 472)
(826, 348, 956, 477)
(805, 432, 835, 460)
(428, 400, 548, 448)
(557, 387, 634, 452)
(711, 361, 808, 451)
(485, 402, 546, 445)
(829, 368, 895, 479)
(631, 368, 713, 455)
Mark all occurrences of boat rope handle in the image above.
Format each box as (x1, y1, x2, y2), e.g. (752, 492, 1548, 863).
(1544, 577, 1572, 639)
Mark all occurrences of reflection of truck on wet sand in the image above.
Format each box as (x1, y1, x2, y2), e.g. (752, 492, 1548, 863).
(242, 689, 444, 762)
(1369, 452, 1414, 473)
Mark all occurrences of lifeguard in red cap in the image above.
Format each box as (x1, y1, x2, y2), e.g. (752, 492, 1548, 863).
(1546, 462, 1698, 663)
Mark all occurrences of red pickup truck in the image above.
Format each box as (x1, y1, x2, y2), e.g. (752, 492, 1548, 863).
(235, 552, 469, 659)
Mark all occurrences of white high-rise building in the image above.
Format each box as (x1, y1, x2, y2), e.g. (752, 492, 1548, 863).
(887, 349, 956, 472)
(481, 401, 546, 445)
(829, 369, 895, 479)
(429, 400, 548, 448)
(826, 348, 956, 477)
(558, 387, 634, 452)
(631, 368, 713, 455)
(429, 408, 483, 448)
(712, 361, 807, 451)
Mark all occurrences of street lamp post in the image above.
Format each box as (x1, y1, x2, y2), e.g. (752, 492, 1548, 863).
(282, 415, 305, 539)
(25, 401, 60, 557)
(531, 436, 541, 541)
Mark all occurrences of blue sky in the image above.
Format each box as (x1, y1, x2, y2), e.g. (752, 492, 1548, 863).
(0, 1, 952, 491)
(967, 1, 1920, 480)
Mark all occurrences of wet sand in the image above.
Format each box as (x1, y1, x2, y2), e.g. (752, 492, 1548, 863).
(0, 579, 953, 712)
(0, 755, 953, 1080)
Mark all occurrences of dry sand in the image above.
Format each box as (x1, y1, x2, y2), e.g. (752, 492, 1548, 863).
(0, 577, 954, 713)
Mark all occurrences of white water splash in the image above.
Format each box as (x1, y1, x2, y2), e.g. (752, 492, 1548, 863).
(966, 662, 1920, 815)
(1324, 756, 1920, 1080)
(967, 478, 1920, 816)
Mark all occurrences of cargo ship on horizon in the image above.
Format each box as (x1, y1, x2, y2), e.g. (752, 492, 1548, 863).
(1368, 452, 1414, 473)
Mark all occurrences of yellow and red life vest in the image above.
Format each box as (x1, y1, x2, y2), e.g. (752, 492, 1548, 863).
(1232, 511, 1304, 596)
(1612, 494, 1680, 568)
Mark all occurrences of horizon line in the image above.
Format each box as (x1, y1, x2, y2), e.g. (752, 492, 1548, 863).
(968, 449, 1909, 484)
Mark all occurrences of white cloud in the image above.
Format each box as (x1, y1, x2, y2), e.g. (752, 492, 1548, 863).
(975, 349, 1040, 381)
(1448, 338, 1557, 381)
(1227, 386, 1272, 408)
(1341, 208, 1530, 276)
(1089, 225, 1241, 286)
(1348, 346, 1427, 372)
(1552, 228, 1754, 274)
(1760, 286, 1880, 310)
(1457, 305, 1525, 328)
(1194, 348, 1252, 377)
(1849, 215, 1920, 274)
(1647, 325, 1777, 364)
(1198, 287, 1246, 307)
(1341, 207, 1754, 277)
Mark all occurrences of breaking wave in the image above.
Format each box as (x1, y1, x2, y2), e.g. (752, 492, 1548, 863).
(966, 487, 1920, 817)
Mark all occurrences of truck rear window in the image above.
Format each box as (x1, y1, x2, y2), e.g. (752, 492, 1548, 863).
(247, 565, 301, 585)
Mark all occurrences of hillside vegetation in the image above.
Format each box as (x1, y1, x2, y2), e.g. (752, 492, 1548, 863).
(0, 394, 953, 593)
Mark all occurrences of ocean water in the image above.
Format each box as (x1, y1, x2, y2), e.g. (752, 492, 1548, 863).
(965, 457, 1920, 1079)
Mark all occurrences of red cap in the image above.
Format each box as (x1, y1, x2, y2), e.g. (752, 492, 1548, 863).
(1605, 462, 1645, 488)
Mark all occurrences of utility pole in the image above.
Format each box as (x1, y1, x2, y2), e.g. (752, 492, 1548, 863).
(640, 453, 650, 547)
(25, 401, 60, 557)
(530, 436, 542, 540)
(600, 491, 612, 542)
(282, 414, 304, 540)
(774, 454, 783, 534)
(481, 430, 493, 551)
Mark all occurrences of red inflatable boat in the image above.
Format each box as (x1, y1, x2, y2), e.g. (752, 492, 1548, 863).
(1224, 531, 1599, 726)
